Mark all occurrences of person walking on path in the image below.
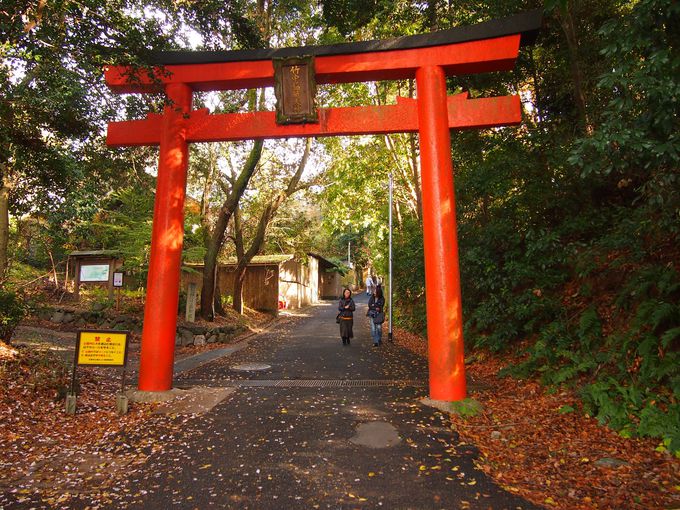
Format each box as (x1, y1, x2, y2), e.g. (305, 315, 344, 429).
(338, 288, 356, 346)
(365, 274, 375, 296)
(367, 284, 385, 347)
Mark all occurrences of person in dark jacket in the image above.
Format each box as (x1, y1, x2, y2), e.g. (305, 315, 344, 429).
(367, 285, 385, 347)
(338, 288, 356, 346)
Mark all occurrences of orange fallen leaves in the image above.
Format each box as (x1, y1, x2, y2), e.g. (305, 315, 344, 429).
(0, 346, 155, 499)
(393, 328, 680, 510)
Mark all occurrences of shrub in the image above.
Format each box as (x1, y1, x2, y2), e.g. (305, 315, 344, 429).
(0, 290, 27, 343)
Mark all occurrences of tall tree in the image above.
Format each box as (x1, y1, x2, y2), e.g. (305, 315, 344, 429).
(199, 137, 264, 319)
(0, 1, 174, 280)
(194, 0, 324, 319)
(232, 138, 312, 313)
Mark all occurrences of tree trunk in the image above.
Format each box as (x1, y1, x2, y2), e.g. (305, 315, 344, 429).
(232, 205, 246, 315)
(408, 80, 423, 222)
(427, 0, 439, 31)
(0, 170, 11, 282)
(200, 139, 263, 320)
(355, 264, 364, 288)
(214, 279, 226, 316)
(233, 202, 273, 314)
(233, 265, 246, 315)
(558, 2, 590, 133)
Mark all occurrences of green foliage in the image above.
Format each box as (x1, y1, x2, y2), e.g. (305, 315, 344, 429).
(460, 217, 569, 352)
(505, 262, 680, 452)
(391, 216, 426, 334)
(7, 261, 45, 285)
(449, 398, 484, 418)
(1, 0, 176, 211)
(77, 186, 154, 280)
(569, 0, 680, 232)
(0, 289, 27, 343)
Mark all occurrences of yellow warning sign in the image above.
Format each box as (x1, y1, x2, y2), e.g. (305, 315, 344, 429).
(76, 331, 129, 366)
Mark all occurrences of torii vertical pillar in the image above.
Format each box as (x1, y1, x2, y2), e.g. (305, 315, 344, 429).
(138, 83, 192, 391)
(416, 65, 466, 401)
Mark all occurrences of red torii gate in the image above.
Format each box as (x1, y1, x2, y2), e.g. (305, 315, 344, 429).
(106, 11, 541, 401)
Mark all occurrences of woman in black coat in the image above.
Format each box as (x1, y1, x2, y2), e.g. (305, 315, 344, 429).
(338, 288, 356, 346)
(367, 285, 385, 347)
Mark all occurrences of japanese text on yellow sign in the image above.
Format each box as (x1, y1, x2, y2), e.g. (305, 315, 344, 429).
(76, 331, 128, 366)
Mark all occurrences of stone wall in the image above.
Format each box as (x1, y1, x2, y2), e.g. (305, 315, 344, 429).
(42, 307, 246, 347)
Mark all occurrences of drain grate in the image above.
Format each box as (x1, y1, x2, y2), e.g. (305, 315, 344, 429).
(175, 379, 425, 388)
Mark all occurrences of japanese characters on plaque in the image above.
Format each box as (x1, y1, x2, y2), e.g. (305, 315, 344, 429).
(76, 330, 129, 366)
(273, 56, 318, 124)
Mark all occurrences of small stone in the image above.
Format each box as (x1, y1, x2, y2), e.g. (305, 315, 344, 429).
(594, 457, 627, 468)
(50, 311, 65, 323)
(38, 308, 53, 320)
(194, 335, 206, 346)
(182, 324, 208, 335)
(490, 431, 502, 440)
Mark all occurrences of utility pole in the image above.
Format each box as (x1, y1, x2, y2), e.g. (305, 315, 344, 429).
(388, 171, 393, 342)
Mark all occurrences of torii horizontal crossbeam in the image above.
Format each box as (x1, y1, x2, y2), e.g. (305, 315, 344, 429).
(105, 9, 541, 94)
(107, 93, 520, 146)
(105, 35, 521, 93)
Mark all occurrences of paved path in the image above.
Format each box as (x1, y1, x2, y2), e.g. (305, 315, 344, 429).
(36, 295, 540, 509)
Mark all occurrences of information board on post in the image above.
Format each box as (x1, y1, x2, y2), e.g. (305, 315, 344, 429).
(66, 330, 130, 416)
(79, 264, 110, 282)
(113, 271, 124, 288)
(76, 330, 129, 366)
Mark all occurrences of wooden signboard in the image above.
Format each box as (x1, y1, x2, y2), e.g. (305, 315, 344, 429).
(273, 56, 318, 124)
(66, 330, 130, 415)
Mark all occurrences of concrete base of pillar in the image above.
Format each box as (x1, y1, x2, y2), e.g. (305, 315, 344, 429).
(421, 397, 482, 417)
(126, 388, 186, 403)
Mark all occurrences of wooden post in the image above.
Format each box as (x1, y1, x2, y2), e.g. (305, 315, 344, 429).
(185, 282, 197, 323)
(74, 259, 81, 301)
(108, 259, 115, 301)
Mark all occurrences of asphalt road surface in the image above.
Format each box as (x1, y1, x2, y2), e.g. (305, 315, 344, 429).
(13, 294, 541, 510)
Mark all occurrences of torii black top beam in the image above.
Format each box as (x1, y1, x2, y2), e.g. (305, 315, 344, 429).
(149, 9, 542, 65)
